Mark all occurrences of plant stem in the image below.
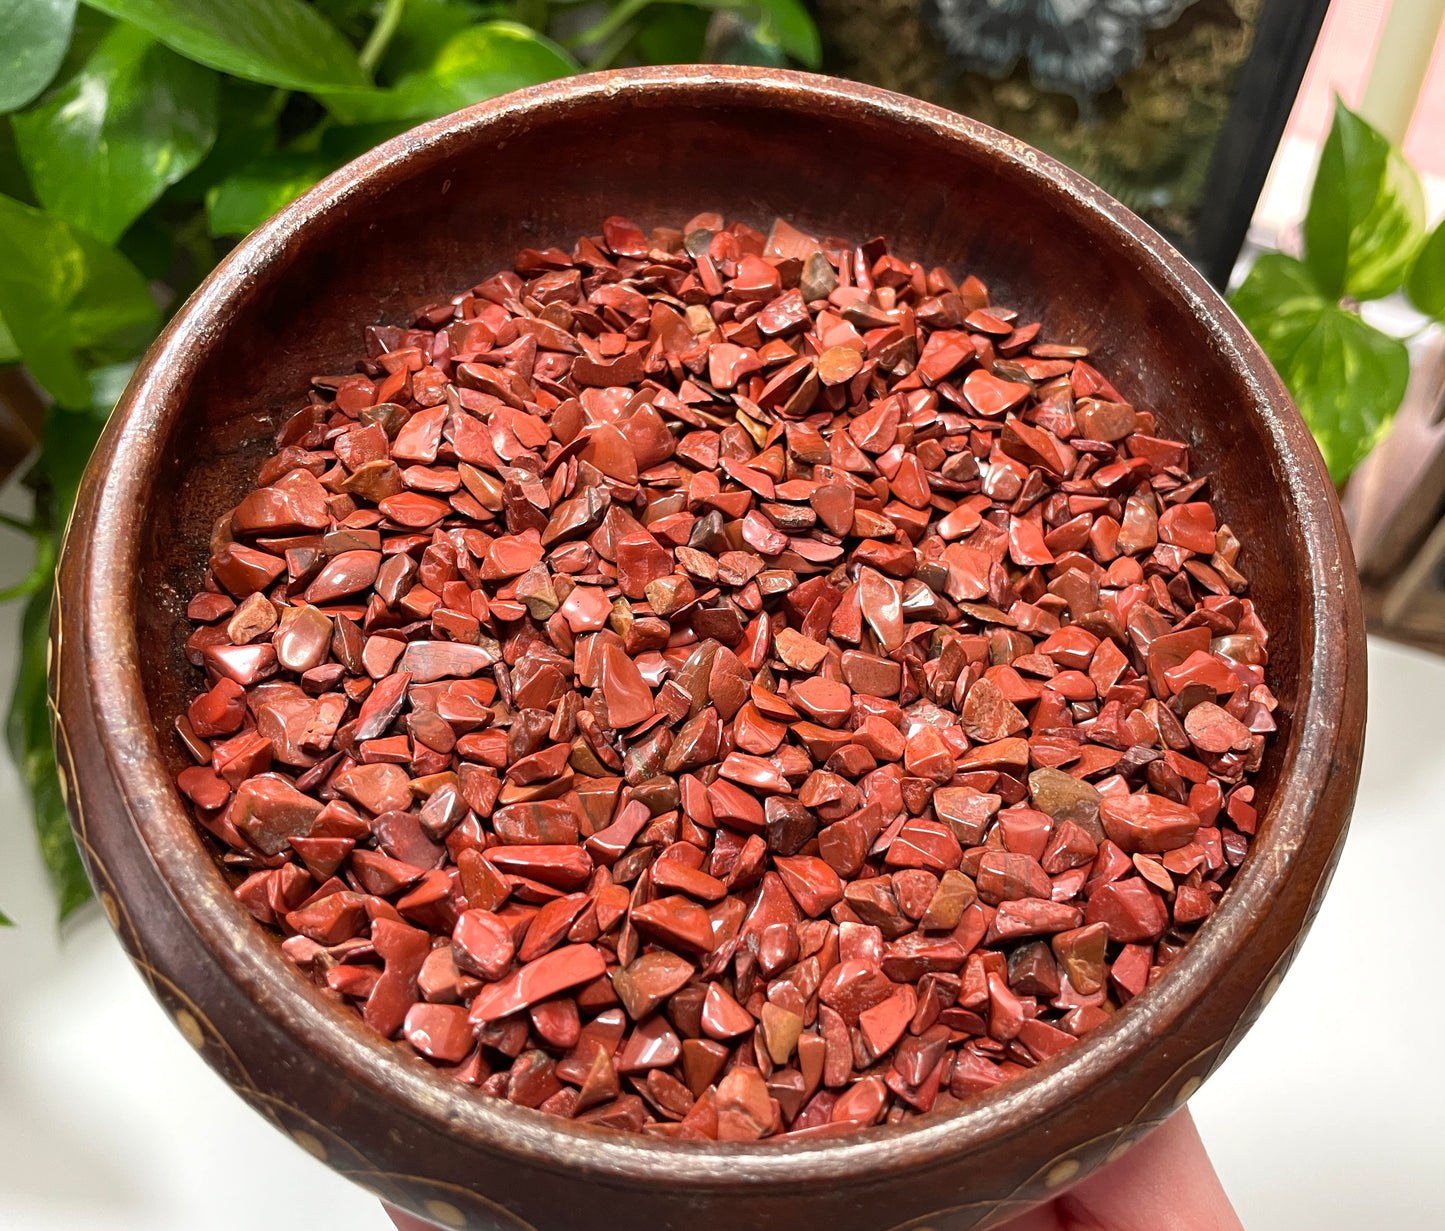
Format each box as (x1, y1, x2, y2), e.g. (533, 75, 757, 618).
(360, 0, 409, 76)
(0, 513, 40, 537)
(585, 24, 642, 71)
(569, 0, 651, 50)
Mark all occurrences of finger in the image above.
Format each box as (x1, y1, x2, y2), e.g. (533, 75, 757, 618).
(383, 1201, 441, 1231)
(992, 1109, 1243, 1231)
(1055, 1109, 1243, 1231)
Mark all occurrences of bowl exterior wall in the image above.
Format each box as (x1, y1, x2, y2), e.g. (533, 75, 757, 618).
(51, 67, 1365, 1231)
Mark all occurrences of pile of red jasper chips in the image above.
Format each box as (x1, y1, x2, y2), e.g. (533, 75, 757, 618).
(176, 213, 1278, 1141)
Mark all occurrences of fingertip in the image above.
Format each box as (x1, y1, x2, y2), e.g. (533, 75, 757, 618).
(383, 1201, 441, 1231)
(1053, 1110, 1244, 1231)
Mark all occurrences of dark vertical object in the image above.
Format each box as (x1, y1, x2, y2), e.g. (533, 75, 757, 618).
(0, 368, 45, 483)
(1186, 0, 1333, 287)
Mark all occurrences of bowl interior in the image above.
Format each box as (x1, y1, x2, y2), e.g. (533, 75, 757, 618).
(141, 76, 1302, 779)
(123, 69, 1319, 1170)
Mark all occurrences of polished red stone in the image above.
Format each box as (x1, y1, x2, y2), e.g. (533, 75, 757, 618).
(963, 370, 1030, 416)
(1183, 701, 1254, 754)
(183, 212, 1273, 1142)
(791, 678, 853, 729)
(633, 894, 716, 954)
(773, 855, 845, 917)
(857, 568, 904, 652)
(306, 550, 381, 603)
(1158, 502, 1218, 554)
(1086, 878, 1169, 943)
(715, 1067, 776, 1141)
(403, 1003, 475, 1063)
(451, 909, 515, 980)
(700, 982, 755, 1040)
(469, 945, 607, 1023)
(960, 678, 1027, 742)
(1100, 793, 1200, 854)
(611, 951, 695, 1020)
(599, 642, 653, 728)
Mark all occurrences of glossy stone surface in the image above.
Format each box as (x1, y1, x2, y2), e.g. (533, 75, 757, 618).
(145, 155, 1301, 1165)
(469, 945, 608, 1023)
(1100, 794, 1200, 854)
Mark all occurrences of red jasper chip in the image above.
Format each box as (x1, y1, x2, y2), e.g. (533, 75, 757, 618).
(404, 1003, 476, 1062)
(177, 214, 1275, 1141)
(1100, 793, 1201, 854)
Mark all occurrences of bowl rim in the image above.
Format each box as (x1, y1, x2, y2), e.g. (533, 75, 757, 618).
(70, 64, 1356, 1188)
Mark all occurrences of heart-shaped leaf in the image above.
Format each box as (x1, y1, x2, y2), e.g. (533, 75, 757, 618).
(205, 148, 336, 237)
(7, 578, 92, 922)
(0, 192, 159, 406)
(373, 0, 488, 79)
(0, 0, 77, 113)
(1231, 252, 1409, 484)
(1406, 218, 1445, 324)
(1303, 97, 1426, 301)
(13, 21, 219, 242)
(83, 0, 370, 92)
(322, 21, 577, 124)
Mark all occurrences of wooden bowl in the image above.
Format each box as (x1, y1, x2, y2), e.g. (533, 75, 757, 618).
(51, 67, 1365, 1231)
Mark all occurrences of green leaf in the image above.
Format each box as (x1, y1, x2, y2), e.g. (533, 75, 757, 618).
(1285, 307, 1408, 484)
(81, 0, 372, 92)
(378, 0, 486, 80)
(0, 906, 12, 926)
(87, 357, 138, 415)
(165, 78, 285, 204)
(634, 4, 710, 63)
(0, 117, 40, 205)
(0, 192, 159, 405)
(1406, 218, 1445, 323)
(7, 579, 91, 921)
(117, 211, 177, 279)
(1231, 252, 1409, 484)
(425, 20, 576, 103)
(37, 401, 111, 514)
(5, 388, 129, 922)
(0, 312, 18, 363)
(752, 0, 820, 68)
(205, 148, 335, 236)
(0, 0, 77, 113)
(322, 20, 576, 125)
(1229, 252, 1325, 356)
(1303, 97, 1426, 301)
(12, 21, 218, 243)
(704, 5, 787, 68)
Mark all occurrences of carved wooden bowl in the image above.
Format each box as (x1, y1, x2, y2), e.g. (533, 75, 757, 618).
(51, 67, 1364, 1231)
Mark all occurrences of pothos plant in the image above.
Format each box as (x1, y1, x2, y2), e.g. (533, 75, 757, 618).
(0, 0, 821, 925)
(1231, 96, 1445, 486)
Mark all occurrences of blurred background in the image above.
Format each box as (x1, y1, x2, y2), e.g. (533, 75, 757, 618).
(1, 1, 1443, 1227)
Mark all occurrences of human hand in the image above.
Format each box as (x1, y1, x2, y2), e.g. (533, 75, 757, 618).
(385, 1109, 1242, 1231)
(993, 1110, 1243, 1231)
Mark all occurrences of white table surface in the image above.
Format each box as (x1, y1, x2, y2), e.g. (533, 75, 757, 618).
(1, 520, 1440, 1229)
